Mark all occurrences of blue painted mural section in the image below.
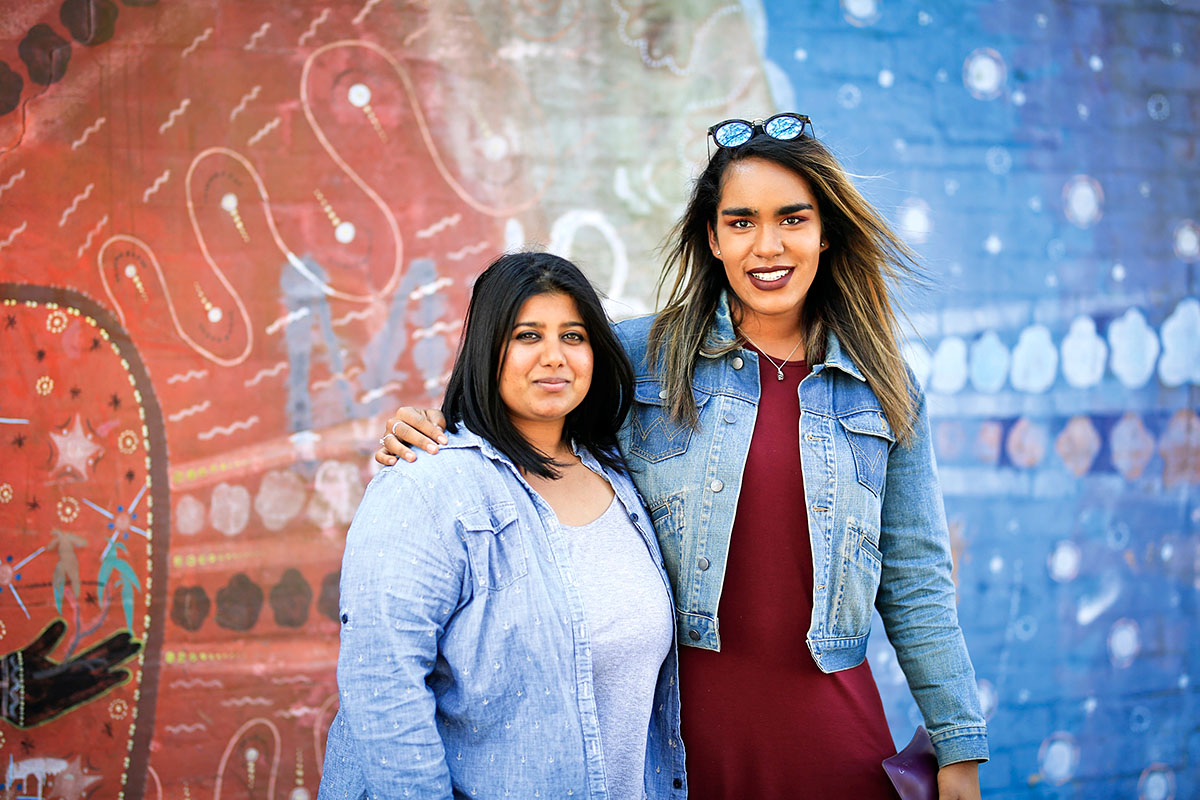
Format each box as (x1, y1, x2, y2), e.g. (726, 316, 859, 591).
(760, 2, 1197, 798)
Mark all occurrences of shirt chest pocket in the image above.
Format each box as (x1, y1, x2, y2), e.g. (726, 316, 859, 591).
(457, 505, 528, 591)
(628, 381, 710, 463)
(837, 410, 896, 497)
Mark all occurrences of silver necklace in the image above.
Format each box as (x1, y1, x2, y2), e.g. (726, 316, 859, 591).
(740, 331, 804, 381)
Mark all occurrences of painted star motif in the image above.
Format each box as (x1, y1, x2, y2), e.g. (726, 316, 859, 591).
(49, 414, 104, 480)
(50, 754, 104, 800)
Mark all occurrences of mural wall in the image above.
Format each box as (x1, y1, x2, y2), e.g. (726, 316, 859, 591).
(0, 1, 1194, 798)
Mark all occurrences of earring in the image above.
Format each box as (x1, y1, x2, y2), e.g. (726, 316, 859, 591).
(715, 249, 721, 255)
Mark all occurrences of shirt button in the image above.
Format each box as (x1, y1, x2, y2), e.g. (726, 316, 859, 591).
(709, 479, 724, 492)
(723, 414, 735, 424)
(731, 356, 744, 370)
(698, 557, 710, 571)
(630, 512, 639, 522)
(688, 629, 701, 641)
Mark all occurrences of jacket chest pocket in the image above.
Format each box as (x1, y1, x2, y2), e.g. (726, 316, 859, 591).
(837, 410, 895, 497)
(628, 381, 710, 463)
(457, 505, 528, 591)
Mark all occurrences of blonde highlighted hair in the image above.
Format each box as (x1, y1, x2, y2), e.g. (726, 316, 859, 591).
(649, 133, 920, 444)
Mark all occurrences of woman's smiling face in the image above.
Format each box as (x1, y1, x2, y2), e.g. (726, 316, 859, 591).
(707, 157, 827, 329)
(498, 292, 593, 437)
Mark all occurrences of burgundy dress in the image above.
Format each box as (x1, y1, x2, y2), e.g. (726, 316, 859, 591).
(677, 349, 901, 799)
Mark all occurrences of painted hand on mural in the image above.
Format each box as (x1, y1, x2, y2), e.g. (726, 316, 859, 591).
(1, 619, 140, 728)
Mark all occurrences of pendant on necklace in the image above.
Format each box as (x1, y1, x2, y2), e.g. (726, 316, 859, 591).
(776, 370, 785, 381)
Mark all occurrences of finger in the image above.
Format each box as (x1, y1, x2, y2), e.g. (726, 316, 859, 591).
(26, 619, 67, 658)
(384, 418, 439, 454)
(374, 447, 400, 466)
(77, 632, 141, 667)
(401, 408, 448, 445)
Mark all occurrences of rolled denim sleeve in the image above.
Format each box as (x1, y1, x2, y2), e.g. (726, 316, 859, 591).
(875, 389, 989, 767)
(336, 468, 465, 798)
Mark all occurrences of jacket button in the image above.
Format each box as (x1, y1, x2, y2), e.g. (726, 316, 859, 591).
(673, 778, 683, 789)
(709, 479, 723, 492)
(731, 356, 744, 370)
(688, 629, 701, 641)
(723, 414, 735, 424)
(698, 557, 710, 571)
(659, 389, 668, 399)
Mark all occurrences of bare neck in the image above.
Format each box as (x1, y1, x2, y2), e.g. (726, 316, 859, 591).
(511, 419, 571, 464)
(736, 311, 805, 360)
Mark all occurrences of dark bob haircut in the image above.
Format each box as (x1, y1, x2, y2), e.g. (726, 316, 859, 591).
(441, 251, 634, 479)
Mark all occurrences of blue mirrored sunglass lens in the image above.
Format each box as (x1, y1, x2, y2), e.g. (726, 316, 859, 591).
(714, 122, 753, 147)
(764, 116, 805, 140)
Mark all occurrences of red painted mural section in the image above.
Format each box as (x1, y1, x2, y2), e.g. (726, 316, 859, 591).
(0, 2, 558, 796)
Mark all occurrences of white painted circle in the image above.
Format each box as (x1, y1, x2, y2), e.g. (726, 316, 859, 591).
(842, 0, 880, 26)
(1108, 618, 1140, 667)
(963, 48, 1007, 100)
(918, 11, 931, 25)
(1012, 89, 1027, 106)
(898, 198, 932, 244)
(1139, 181, 1152, 197)
(878, 69, 894, 88)
(1077, 103, 1090, 120)
(1039, 733, 1079, 784)
(1147, 93, 1170, 120)
(944, 179, 959, 196)
(1048, 541, 1081, 582)
(984, 234, 1002, 255)
(245, 747, 260, 762)
(348, 83, 372, 108)
(1112, 263, 1126, 281)
(989, 555, 1004, 574)
(335, 221, 356, 244)
(837, 83, 862, 109)
(1173, 220, 1199, 261)
(1089, 54, 1104, 71)
(794, 48, 808, 61)
(986, 146, 1012, 174)
(977, 679, 997, 718)
(1035, 13, 1048, 28)
(221, 193, 238, 211)
(1064, 175, 1104, 228)
(124, 264, 138, 278)
(1029, 195, 1043, 212)
(483, 135, 509, 161)
(290, 789, 311, 800)
(1139, 765, 1174, 800)
(207, 307, 223, 324)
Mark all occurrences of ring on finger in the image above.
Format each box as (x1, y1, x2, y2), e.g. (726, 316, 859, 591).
(392, 421, 403, 437)
(378, 436, 387, 446)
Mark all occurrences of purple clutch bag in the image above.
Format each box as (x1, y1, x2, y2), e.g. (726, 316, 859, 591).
(882, 726, 938, 800)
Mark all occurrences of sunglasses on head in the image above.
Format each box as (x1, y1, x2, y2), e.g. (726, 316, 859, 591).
(707, 113, 812, 148)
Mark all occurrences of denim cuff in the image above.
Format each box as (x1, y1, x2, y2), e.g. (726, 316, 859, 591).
(931, 727, 989, 767)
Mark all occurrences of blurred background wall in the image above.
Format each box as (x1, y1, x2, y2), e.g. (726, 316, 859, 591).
(0, 1, 1195, 798)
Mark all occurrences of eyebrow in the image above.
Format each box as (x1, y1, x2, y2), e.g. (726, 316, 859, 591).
(512, 320, 587, 329)
(720, 202, 814, 217)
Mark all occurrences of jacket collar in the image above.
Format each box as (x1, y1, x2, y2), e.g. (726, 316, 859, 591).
(441, 424, 604, 473)
(703, 289, 867, 382)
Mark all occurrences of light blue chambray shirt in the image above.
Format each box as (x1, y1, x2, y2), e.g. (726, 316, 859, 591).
(318, 428, 686, 800)
(613, 291, 989, 768)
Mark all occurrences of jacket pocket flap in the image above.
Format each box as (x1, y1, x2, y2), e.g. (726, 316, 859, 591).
(634, 380, 711, 408)
(458, 504, 519, 534)
(837, 409, 896, 442)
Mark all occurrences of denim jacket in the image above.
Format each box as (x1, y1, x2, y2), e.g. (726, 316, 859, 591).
(613, 292, 988, 767)
(319, 428, 686, 800)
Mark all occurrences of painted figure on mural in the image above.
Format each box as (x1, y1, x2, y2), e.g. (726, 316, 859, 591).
(379, 116, 988, 799)
(321, 252, 686, 798)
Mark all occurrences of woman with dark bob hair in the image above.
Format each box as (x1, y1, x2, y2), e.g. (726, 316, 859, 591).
(379, 116, 988, 798)
(320, 251, 685, 799)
